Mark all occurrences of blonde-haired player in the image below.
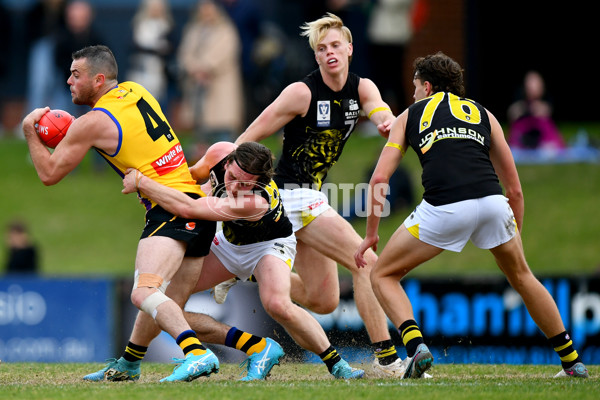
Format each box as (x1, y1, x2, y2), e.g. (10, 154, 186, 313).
(218, 13, 408, 377)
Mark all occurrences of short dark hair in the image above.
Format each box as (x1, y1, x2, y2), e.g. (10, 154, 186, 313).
(226, 142, 275, 187)
(414, 51, 465, 97)
(72, 45, 118, 80)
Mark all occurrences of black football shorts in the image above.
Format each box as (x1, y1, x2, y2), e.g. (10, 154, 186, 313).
(141, 193, 216, 257)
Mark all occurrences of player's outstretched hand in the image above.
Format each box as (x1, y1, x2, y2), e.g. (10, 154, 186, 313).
(377, 119, 392, 139)
(354, 234, 379, 268)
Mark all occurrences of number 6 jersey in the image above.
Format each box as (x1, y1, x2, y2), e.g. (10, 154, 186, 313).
(93, 81, 203, 210)
(405, 92, 502, 206)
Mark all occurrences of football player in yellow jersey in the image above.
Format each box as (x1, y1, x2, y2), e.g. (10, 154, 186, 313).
(122, 141, 364, 380)
(22, 45, 222, 382)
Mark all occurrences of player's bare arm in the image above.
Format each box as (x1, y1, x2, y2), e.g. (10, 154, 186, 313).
(22, 107, 52, 179)
(189, 141, 238, 182)
(358, 77, 395, 138)
(123, 169, 268, 222)
(367, 111, 409, 221)
(22, 108, 118, 185)
(487, 109, 524, 231)
(235, 82, 311, 144)
(355, 112, 408, 268)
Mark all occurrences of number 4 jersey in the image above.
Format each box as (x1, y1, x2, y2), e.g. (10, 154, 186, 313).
(405, 91, 502, 206)
(93, 81, 203, 210)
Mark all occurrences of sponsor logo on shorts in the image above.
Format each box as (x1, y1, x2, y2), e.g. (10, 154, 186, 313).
(185, 222, 196, 231)
(280, 183, 392, 217)
(213, 236, 220, 245)
(308, 200, 325, 210)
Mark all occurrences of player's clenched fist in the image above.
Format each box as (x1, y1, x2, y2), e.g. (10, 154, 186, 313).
(122, 168, 144, 194)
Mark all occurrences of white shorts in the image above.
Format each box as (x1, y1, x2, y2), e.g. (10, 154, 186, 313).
(279, 188, 331, 232)
(210, 230, 297, 281)
(404, 195, 517, 252)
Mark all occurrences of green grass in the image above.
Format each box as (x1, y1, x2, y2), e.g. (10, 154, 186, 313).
(1, 121, 599, 277)
(0, 362, 597, 400)
(2, 140, 141, 277)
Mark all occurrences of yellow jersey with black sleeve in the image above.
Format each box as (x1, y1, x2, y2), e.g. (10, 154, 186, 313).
(93, 81, 204, 210)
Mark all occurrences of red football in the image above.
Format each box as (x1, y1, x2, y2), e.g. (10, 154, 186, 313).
(37, 109, 75, 148)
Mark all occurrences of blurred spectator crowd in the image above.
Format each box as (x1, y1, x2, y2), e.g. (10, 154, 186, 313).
(6, 1, 593, 163)
(0, 0, 423, 156)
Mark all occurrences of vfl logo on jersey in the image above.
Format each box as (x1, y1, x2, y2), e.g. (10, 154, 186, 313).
(317, 101, 331, 127)
(152, 143, 186, 176)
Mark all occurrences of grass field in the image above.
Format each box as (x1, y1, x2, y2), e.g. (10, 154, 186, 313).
(1, 126, 599, 398)
(0, 362, 597, 400)
(2, 122, 599, 277)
